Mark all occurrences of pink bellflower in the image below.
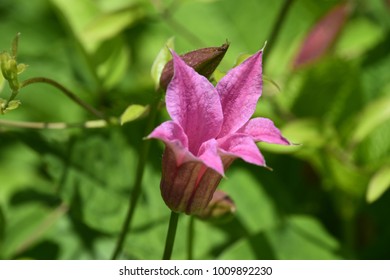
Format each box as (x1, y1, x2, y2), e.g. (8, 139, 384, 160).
(148, 48, 289, 215)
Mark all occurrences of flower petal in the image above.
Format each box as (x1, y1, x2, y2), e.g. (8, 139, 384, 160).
(166, 50, 223, 154)
(217, 50, 263, 137)
(218, 133, 266, 166)
(238, 117, 290, 145)
(147, 120, 196, 165)
(198, 138, 224, 175)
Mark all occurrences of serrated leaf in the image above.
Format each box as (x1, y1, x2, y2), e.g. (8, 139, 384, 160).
(366, 166, 390, 203)
(120, 104, 149, 125)
(151, 37, 175, 89)
(351, 96, 390, 145)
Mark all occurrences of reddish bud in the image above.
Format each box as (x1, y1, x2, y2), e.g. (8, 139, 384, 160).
(293, 3, 350, 68)
(159, 43, 229, 90)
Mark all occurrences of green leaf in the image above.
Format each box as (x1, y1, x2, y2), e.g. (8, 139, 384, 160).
(336, 18, 384, 58)
(290, 58, 363, 127)
(0, 204, 5, 254)
(151, 37, 175, 89)
(366, 166, 390, 203)
(120, 104, 149, 125)
(222, 169, 279, 233)
(1, 204, 51, 258)
(350, 96, 390, 145)
(266, 215, 340, 260)
(0, 69, 4, 93)
(50, 0, 100, 51)
(219, 215, 340, 260)
(276, 119, 328, 150)
(218, 231, 275, 260)
(324, 152, 368, 197)
(94, 37, 130, 89)
(83, 5, 146, 44)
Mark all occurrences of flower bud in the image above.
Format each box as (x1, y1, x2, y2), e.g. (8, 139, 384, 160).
(196, 190, 236, 223)
(293, 3, 350, 68)
(159, 42, 229, 91)
(0, 52, 20, 91)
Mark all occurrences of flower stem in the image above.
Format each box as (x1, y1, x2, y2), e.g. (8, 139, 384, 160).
(264, 0, 296, 66)
(21, 77, 106, 120)
(162, 211, 180, 260)
(111, 96, 162, 260)
(187, 216, 195, 260)
(0, 119, 108, 129)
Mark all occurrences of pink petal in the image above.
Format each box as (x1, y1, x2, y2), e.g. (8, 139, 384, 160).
(238, 117, 290, 145)
(216, 50, 263, 138)
(147, 121, 196, 165)
(198, 139, 224, 175)
(166, 50, 223, 154)
(218, 133, 266, 166)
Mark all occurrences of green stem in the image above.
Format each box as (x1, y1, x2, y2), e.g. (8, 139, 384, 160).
(111, 96, 162, 260)
(162, 211, 180, 260)
(21, 77, 106, 120)
(264, 0, 296, 67)
(0, 119, 108, 129)
(187, 216, 195, 260)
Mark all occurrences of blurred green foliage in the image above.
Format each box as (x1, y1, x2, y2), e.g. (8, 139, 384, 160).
(1, 0, 390, 260)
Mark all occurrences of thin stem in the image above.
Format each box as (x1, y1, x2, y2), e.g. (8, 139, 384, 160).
(187, 216, 195, 260)
(21, 77, 106, 120)
(0, 119, 108, 129)
(264, 0, 296, 67)
(162, 211, 180, 260)
(111, 95, 162, 260)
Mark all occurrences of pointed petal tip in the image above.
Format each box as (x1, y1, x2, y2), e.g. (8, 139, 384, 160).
(264, 164, 273, 171)
(261, 41, 267, 52)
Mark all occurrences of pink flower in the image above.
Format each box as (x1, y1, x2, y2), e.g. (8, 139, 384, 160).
(148, 48, 289, 215)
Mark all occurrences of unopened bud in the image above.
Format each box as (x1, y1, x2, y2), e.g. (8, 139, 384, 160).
(159, 42, 229, 90)
(196, 190, 236, 223)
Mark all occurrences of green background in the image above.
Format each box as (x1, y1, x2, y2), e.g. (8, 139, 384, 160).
(1, 0, 390, 259)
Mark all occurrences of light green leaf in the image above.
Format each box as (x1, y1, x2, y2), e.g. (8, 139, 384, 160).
(366, 166, 390, 203)
(120, 104, 149, 125)
(151, 37, 175, 89)
(83, 5, 145, 44)
(336, 18, 384, 58)
(0, 69, 4, 93)
(351, 96, 390, 145)
(95, 37, 130, 89)
(50, 0, 100, 52)
(5, 100, 21, 111)
(274, 119, 328, 151)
